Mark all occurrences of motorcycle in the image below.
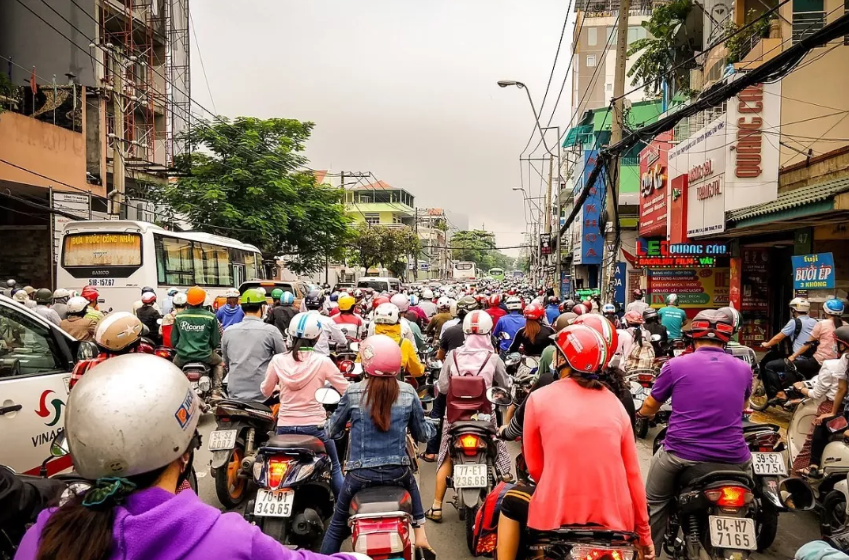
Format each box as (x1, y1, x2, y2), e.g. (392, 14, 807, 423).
(448, 386, 510, 554)
(208, 397, 277, 509)
(524, 527, 639, 560)
(182, 361, 214, 412)
(506, 352, 538, 410)
(749, 347, 803, 412)
(243, 387, 337, 547)
(628, 367, 671, 439)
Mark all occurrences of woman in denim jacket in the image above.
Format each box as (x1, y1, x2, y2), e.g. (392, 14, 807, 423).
(320, 334, 437, 558)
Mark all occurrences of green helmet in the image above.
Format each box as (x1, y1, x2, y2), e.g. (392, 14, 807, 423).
(271, 288, 284, 301)
(240, 288, 266, 305)
(35, 288, 54, 304)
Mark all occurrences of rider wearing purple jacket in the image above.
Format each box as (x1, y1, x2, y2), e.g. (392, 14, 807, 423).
(15, 353, 359, 560)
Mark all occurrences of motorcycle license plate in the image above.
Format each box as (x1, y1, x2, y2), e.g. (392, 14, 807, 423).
(453, 464, 488, 488)
(752, 452, 787, 476)
(708, 516, 756, 550)
(208, 429, 237, 451)
(254, 488, 295, 517)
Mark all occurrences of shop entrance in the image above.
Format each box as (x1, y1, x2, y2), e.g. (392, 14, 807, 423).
(737, 237, 794, 347)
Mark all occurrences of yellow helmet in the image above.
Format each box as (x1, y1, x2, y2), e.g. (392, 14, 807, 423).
(338, 294, 356, 312)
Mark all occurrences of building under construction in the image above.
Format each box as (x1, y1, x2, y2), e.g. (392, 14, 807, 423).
(0, 0, 191, 287)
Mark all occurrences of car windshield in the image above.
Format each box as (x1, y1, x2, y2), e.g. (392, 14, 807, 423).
(357, 279, 388, 291)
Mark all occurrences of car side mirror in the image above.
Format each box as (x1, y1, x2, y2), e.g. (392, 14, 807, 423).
(76, 341, 99, 361)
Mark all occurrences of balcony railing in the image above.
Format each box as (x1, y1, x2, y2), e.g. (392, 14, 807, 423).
(580, 0, 655, 16)
(1, 83, 83, 134)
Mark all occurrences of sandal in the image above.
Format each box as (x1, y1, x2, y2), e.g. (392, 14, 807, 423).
(418, 453, 437, 463)
(425, 507, 443, 523)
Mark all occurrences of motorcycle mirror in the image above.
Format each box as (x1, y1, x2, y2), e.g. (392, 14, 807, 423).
(76, 340, 99, 361)
(778, 477, 815, 511)
(315, 386, 341, 405)
(51, 431, 70, 458)
(486, 386, 512, 406)
(350, 342, 359, 353)
(156, 318, 162, 325)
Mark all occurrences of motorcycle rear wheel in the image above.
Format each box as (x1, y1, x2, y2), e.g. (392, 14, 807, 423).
(215, 446, 247, 509)
(465, 502, 480, 555)
(756, 501, 779, 551)
(749, 377, 769, 411)
(822, 490, 848, 534)
(635, 417, 649, 439)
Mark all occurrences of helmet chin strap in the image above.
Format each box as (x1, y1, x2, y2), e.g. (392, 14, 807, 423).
(176, 431, 202, 490)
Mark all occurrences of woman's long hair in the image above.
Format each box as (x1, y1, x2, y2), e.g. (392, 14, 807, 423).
(364, 376, 400, 432)
(524, 319, 541, 342)
(35, 467, 166, 560)
(831, 315, 844, 329)
(290, 337, 317, 362)
(632, 325, 644, 348)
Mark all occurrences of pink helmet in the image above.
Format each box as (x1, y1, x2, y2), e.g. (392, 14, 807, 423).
(572, 303, 587, 316)
(624, 310, 645, 325)
(390, 293, 410, 312)
(360, 334, 402, 377)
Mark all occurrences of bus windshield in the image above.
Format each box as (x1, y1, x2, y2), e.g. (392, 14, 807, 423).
(455, 263, 474, 270)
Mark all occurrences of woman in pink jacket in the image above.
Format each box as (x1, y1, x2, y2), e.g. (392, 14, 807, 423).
(496, 324, 653, 560)
(261, 312, 349, 497)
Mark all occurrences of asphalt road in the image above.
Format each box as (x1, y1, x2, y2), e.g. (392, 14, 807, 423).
(194, 414, 821, 560)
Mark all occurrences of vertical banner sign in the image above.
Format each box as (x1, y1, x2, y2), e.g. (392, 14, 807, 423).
(579, 150, 604, 265)
(638, 132, 672, 237)
(561, 270, 571, 297)
(668, 174, 689, 244)
(791, 253, 835, 290)
(51, 192, 91, 264)
(613, 262, 626, 308)
(729, 257, 742, 310)
(539, 233, 552, 255)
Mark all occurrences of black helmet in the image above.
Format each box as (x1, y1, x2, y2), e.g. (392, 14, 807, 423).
(835, 326, 849, 352)
(690, 309, 734, 343)
(304, 289, 325, 310)
(35, 288, 54, 304)
(141, 286, 155, 294)
(632, 288, 644, 299)
(547, 296, 559, 306)
(643, 308, 659, 322)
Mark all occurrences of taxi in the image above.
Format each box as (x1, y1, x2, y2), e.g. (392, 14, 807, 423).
(0, 294, 86, 475)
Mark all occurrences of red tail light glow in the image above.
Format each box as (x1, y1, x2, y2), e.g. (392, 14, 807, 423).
(339, 360, 354, 374)
(155, 349, 171, 359)
(455, 434, 485, 456)
(570, 546, 631, 560)
(352, 518, 409, 558)
(704, 486, 752, 508)
(638, 373, 654, 388)
(267, 457, 290, 488)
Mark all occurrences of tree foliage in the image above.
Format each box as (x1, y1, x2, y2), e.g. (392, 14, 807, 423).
(450, 230, 514, 272)
(348, 224, 420, 274)
(626, 0, 695, 96)
(154, 117, 351, 275)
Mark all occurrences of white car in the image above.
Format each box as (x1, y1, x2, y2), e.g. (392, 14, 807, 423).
(0, 294, 86, 475)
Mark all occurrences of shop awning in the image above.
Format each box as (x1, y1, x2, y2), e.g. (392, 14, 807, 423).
(562, 124, 594, 148)
(728, 176, 849, 226)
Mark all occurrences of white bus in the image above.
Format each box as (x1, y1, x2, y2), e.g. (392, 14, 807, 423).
(452, 261, 477, 280)
(57, 220, 263, 312)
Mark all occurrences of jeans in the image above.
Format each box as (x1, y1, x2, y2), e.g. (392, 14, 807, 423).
(320, 465, 425, 554)
(174, 353, 224, 391)
(276, 425, 343, 498)
(794, 356, 822, 380)
(645, 447, 751, 553)
(763, 358, 794, 399)
(425, 393, 446, 456)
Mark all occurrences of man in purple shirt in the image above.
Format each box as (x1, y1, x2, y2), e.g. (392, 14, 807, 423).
(637, 309, 752, 552)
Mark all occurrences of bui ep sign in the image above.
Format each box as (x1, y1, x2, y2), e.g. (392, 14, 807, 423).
(791, 253, 835, 290)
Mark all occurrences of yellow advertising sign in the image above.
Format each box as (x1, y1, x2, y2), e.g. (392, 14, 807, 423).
(648, 268, 730, 308)
(62, 233, 142, 266)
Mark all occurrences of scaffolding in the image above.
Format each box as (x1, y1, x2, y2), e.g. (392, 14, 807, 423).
(98, 0, 189, 172)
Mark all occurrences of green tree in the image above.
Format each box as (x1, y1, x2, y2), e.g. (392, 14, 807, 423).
(155, 117, 351, 275)
(348, 225, 420, 276)
(627, 0, 695, 96)
(450, 230, 514, 273)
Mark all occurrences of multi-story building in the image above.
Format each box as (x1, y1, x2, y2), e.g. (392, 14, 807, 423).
(416, 208, 451, 280)
(0, 0, 190, 288)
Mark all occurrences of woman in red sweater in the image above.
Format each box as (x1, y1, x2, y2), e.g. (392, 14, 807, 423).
(497, 324, 653, 560)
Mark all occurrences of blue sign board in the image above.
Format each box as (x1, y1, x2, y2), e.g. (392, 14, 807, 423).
(791, 253, 835, 290)
(613, 262, 626, 307)
(560, 270, 571, 297)
(578, 150, 605, 265)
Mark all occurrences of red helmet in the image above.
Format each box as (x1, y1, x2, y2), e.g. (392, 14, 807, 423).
(690, 309, 734, 343)
(572, 303, 587, 316)
(523, 303, 545, 321)
(507, 289, 516, 295)
(372, 296, 390, 310)
(81, 285, 99, 304)
(624, 310, 644, 325)
(553, 325, 608, 374)
(573, 314, 618, 357)
(488, 294, 501, 307)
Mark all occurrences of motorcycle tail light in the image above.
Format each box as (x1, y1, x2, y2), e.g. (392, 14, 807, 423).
(570, 546, 633, 560)
(267, 456, 290, 488)
(755, 432, 780, 451)
(185, 371, 201, 381)
(638, 373, 654, 388)
(155, 349, 171, 359)
(455, 434, 486, 456)
(352, 518, 408, 557)
(339, 360, 354, 374)
(704, 486, 752, 508)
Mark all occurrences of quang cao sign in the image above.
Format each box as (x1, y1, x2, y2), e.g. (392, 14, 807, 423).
(635, 238, 728, 268)
(791, 253, 835, 290)
(647, 268, 730, 308)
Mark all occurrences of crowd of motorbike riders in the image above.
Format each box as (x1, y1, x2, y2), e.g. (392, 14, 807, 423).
(3, 275, 849, 560)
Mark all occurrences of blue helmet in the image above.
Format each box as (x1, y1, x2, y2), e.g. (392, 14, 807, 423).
(280, 291, 295, 306)
(330, 292, 339, 302)
(409, 294, 419, 306)
(824, 298, 845, 316)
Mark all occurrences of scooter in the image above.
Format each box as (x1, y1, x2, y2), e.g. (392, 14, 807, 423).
(525, 527, 639, 560)
(628, 367, 671, 439)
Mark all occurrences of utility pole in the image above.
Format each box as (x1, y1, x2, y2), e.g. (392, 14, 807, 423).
(545, 154, 553, 289)
(601, 0, 631, 302)
(111, 52, 125, 218)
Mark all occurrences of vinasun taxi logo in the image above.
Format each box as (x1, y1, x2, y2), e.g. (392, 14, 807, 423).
(35, 389, 65, 427)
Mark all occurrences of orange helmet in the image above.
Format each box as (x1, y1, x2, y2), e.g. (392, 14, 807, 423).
(372, 296, 390, 310)
(186, 286, 206, 306)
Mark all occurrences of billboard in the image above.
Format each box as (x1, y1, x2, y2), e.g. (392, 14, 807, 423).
(647, 267, 730, 308)
(639, 132, 673, 237)
(573, 150, 605, 265)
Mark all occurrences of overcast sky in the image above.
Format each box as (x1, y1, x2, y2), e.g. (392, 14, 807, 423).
(190, 0, 576, 256)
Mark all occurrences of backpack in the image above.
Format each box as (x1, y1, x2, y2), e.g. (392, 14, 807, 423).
(472, 481, 514, 556)
(446, 351, 492, 424)
(790, 317, 819, 358)
(625, 327, 655, 371)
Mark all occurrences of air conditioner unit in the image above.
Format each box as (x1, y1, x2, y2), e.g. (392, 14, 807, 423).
(126, 198, 156, 222)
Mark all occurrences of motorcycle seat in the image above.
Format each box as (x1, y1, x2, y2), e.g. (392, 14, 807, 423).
(349, 486, 413, 516)
(742, 420, 779, 432)
(677, 463, 754, 491)
(265, 434, 325, 454)
(449, 420, 496, 435)
(217, 399, 272, 413)
(182, 362, 210, 371)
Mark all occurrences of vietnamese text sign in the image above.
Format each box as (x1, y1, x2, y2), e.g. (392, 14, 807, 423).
(575, 150, 604, 265)
(639, 132, 672, 237)
(647, 268, 730, 308)
(635, 238, 728, 268)
(52, 192, 91, 264)
(792, 253, 835, 290)
(613, 262, 626, 307)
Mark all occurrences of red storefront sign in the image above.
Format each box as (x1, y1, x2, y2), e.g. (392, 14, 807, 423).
(639, 132, 673, 237)
(668, 174, 689, 244)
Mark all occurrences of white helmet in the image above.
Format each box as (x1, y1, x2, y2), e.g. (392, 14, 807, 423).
(172, 292, 188, 306)
(437, 296, 451, 311)
(505, 296, 523, 311)
(53, 288, 70, 299)
(66, 354, 200, 479)
(422, 288, 434, 299)
(224, 288, 240, 298)
(789, 297, 811, 313)
(463, 310, 494, 335)
(67, 296, 89, 314)
(288, 312, 323, 339)
(390, 293, 410, 312)
(374, 303, 401, 325)
(12, 290, 28, 303)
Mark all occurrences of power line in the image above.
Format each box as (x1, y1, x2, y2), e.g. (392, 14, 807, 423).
(189, 10, 217, 114)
